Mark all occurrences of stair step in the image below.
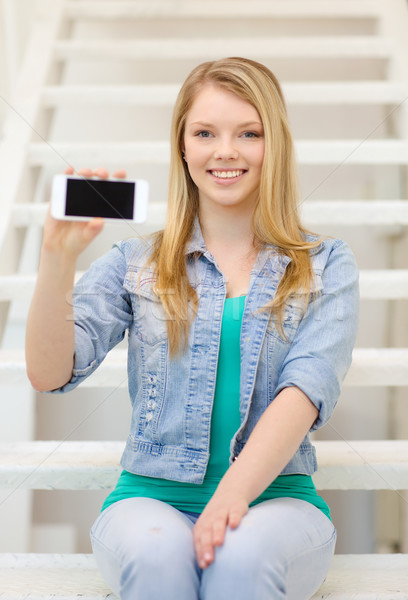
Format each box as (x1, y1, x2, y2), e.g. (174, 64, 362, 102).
(53, 37, 392, 61)
(0, 440, 407, 491)
(42, 81, 408, 107)
(27, 140, 408, 166)
(65, 1, 381, 20)
(1, 348, 407, 387)
(0, 553, 115, 599)
(12, 200, 408, 229)
(1, 552, 407, 599)
(300, 200, 408, 226)
(2, 268, 408, 301)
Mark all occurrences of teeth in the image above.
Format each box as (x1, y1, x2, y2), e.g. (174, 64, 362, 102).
(212, 170, 244, 179)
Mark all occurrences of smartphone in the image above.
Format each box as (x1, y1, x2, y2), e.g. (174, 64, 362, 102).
(51, 174, 148, 223)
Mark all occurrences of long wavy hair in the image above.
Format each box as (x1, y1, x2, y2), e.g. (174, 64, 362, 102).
(149, 57, 320, 354)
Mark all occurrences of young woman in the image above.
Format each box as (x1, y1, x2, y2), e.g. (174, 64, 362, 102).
(26, 57, 359, 599)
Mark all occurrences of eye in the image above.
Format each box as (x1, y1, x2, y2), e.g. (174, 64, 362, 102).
(196, 130, 212, 138)
(241, 131, 260, 138)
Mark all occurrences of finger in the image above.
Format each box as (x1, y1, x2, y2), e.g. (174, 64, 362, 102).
(194, 526, 214, 569)
(212, 516, 227, 546)
(63, 166, 75, 175)
(113, 169, 127, 179)
(82, 217, 104, 242)
(77, 167, 93, 178)
(92, 167, 109, 179)
(228, 512, 242, 529)
(228, 504, 248, 529)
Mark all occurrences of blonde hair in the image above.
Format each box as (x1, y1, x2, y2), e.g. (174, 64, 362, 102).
(149, 57, 320, 354)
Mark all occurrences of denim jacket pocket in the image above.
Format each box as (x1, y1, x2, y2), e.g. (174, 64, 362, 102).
(266, 273, 324, 344)
(123, 267, 168, 346)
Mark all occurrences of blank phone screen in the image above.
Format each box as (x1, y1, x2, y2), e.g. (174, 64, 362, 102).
(65, 179, 135, 219)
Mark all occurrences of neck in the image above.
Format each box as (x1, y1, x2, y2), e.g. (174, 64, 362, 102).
(198, 203, 256, 251)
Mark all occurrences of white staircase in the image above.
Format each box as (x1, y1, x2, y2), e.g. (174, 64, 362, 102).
(1, 0, 408, 597)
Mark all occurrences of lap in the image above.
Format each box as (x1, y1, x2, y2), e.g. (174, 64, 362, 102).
(90, 497, 336, 600)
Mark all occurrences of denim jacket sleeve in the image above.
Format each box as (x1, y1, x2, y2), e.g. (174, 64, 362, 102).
(273, 239, 360, 430)
(48, 242, 132, 393)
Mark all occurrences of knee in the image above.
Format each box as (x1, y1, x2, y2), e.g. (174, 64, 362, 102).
(91, 502, 199, 599)
(213, 519, 284, 573)
(202, 523, 286, 597)
(93, 510, 194, 569)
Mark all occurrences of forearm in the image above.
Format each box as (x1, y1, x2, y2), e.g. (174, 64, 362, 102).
(26, 248, 77, 391)
(216, 386, 318, 503)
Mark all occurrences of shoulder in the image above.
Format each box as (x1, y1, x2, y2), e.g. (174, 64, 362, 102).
(306, 234, 357, 274)
(113, 234, 156, 267)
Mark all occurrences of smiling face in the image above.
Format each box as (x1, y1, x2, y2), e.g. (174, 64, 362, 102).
(183, 84, 265, 217)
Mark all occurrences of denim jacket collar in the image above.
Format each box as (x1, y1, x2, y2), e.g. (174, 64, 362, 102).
(185, 216, 292, 278)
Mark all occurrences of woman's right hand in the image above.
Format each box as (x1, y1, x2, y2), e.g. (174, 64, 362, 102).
(43, 166, 127, 258)
(26, 165, 127, 391)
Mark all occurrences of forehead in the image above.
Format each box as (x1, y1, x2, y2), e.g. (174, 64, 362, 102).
(185, 83, 261, 124)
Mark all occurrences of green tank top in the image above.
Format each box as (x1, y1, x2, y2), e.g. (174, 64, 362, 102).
(102, 295, 331, 520)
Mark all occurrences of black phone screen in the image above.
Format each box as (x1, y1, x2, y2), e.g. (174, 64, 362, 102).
(65, 179, 135, 219)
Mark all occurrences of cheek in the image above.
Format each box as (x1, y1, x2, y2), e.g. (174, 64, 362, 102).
(185, 144, 208, 172)
(255, 144, 265, 168)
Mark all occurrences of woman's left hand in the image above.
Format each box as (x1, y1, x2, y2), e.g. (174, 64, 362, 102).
(193, 490, 249, 569)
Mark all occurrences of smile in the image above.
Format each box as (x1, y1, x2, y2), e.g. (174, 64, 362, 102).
(210, 170, 246, 179)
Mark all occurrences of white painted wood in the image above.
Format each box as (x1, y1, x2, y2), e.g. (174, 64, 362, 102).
(378, 0, 408, 138)
(28, 141, 170, 166)
(41, 81, 408, 107)
(0, 553, 117, 598)
(0, 272, 85, 301)
(359, 270, 408, 299)
(1, 439, 408, 491)
(27, 139, 408, 166)
(42, 84, 181, 107)
(283, 80, 408, 104)
(0, 0, 65, 555)
(300, 200, 408, 226)
(0, 441, 122, 490)
(12, 200, 408, 228)
(0, 552, 407, 599)
(314, 440, 408, 491)
(375, 0, 408, 554)
(1, 0, 18, 96)
(0, 348, 407, 388)
(12, 203, 52, 227)
(345, 349, 408, 386)
(0, 1, 64, 252)
(65, 1, 382, 20)
(315, 554, 408, 599)
(2, 268, 408, 301)
(53, 37, 393, 61)
(296, 139, 408, 164)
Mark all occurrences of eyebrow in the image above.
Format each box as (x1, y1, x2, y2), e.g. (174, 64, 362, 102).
(189, 121, 263, 128)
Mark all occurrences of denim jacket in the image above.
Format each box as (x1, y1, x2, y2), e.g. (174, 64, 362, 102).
(53, 223, 359, 484)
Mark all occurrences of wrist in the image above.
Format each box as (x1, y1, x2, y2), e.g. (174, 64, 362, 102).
(38, 246, 78, 290)
(215, 466, 255, 505)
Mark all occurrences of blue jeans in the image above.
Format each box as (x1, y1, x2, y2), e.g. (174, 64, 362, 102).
(90, 497, 336, 600)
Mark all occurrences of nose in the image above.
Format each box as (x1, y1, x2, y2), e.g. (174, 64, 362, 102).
(213, 136, 238, 160)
